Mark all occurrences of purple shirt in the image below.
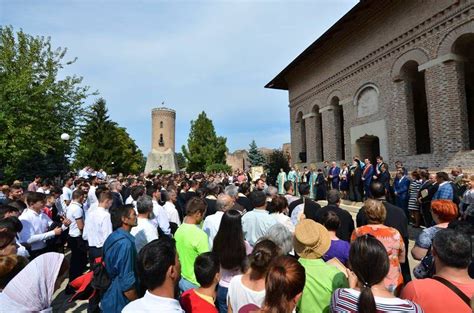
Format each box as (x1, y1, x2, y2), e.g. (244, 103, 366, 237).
(323, 239, 350, 265)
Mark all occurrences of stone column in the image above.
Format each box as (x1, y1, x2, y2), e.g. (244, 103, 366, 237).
(424, 59, 469, 153)
(314, 113, 323, 162)
(321, 106, 338, 161)
(304, 113, 317, 164)
(391, 79, 416, 156)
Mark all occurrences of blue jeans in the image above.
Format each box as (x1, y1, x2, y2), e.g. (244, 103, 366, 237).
(179, 277, 198, 293)
(216, 285, 228, 313)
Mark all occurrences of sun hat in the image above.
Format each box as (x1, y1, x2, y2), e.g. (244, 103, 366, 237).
(294, 219, 331, 259)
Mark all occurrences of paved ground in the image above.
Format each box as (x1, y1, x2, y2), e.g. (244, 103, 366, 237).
(52, 200, 422, 312)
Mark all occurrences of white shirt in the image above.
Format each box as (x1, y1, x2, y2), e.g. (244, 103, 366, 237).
(66, 201, 84, 237)
(202, 211, 224, 249)
(87, 185, 98, 206)
(122, 291, 184, 313)
(242, 209, 277, 246)
(82, 206, 112, 248)
(271, 212, 295, 233)
(37, 187, 50, 194)
(125, 195, 134, 205)
(152, 200, 171, 235)
(60, 186, 72, 214)
(131, 217, 159, 252)
(163, 201, 181, 226)
(18, 208, 55, 251)
(228, 274, 265, 313)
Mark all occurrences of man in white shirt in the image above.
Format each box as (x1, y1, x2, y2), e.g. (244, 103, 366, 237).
(19, 192, 71, 258)
(60, 177, 74, 215)
(82, 190, 113, 262)
(203, 194, 233, 248)
(149, 186, 171, 236)
(131, 195, 159, 252)
(87, 175, 99, 208)
(242, 191, 277, 246)
(65, 189, 87, 288)
(122, 237, 184, 313)
(163, 190, 181, 227)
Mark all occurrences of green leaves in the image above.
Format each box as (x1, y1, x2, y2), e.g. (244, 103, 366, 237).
(0, 26, 93, 182)
(182, 111, 228, 172)
(73, 98, 145, 174)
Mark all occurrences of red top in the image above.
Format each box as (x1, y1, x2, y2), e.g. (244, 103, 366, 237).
(180, 289, 218, 313)
(401, 277, 474, 313)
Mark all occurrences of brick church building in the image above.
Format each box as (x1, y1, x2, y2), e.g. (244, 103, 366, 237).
(266, 0, 473, 170)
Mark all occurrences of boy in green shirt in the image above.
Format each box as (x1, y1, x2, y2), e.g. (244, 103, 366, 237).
(175, 197, 210, 292)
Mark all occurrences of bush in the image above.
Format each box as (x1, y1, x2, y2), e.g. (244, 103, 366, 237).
(206, 163, 232, 174)
(151, 169, 173, 176)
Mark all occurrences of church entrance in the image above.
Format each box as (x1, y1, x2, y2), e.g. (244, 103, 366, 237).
(356, 135, 380, 165)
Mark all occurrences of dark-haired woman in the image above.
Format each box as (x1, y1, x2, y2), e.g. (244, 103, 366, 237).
(331, 235, 422, 313)
(227, 239, 280, 313)
(258, 256, 305, 313)
(213, 210, 252, 313)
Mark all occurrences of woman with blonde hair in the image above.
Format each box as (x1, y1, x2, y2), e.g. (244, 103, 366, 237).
(351, 199, 405, 294)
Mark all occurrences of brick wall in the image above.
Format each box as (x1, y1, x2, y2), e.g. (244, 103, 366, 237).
(286, 0, 473, 172)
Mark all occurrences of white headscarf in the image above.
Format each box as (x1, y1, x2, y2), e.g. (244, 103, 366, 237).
(0, 252, 65, 313)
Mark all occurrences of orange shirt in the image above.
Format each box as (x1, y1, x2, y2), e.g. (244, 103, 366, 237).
(351, 225, 405, 293)
(401, 278, 474, 313)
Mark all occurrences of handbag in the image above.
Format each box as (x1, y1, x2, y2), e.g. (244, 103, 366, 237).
(413, 246, 435, 279)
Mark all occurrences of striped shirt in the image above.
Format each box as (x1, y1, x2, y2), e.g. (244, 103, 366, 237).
(331, 288, 423, 313)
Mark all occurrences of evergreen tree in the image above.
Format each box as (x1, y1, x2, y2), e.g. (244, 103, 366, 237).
(248, 140, 267, 167)
(182, 111, 228, 172)
(0, 26, 92, 182)
(267, 149, 290, 186)
(175, 152, 187, 170)
(74, 98, 145, 174)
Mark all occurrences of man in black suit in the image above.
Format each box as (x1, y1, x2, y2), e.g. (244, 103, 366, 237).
(288, 182, 321, 222)
(315, 190, 354, 242)
(184, 180, 198, 204)
(356, 181, 411, 283)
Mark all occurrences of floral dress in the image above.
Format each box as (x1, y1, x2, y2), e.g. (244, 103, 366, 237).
(351, 225, 405, 293)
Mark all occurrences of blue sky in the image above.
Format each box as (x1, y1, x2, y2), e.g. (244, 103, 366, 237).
(2, 0, 357, 154)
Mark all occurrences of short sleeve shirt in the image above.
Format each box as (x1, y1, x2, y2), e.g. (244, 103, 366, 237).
(175, 223, 209, 285)
(415, 226, 442, 249)
(66, 201, 84, 237)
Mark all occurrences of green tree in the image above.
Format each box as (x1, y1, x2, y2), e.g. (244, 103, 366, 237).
(175, 152, 187, 170)
(182, 111, 227, 172)
(248, 140, 267, 167)
(267, 149, 290, 186)
(0, 26, 93, 182)
(74, 98, 145, 174)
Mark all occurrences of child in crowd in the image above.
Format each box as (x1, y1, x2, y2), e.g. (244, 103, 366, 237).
(180, 252, 220, 313)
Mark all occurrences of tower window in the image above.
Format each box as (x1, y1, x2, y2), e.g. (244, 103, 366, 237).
(160, 121, 163, 128)
(159, 134, 164, 147)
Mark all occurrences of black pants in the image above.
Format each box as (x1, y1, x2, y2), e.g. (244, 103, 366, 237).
(88, 246, 103, 313)
(29, 247, 50, 260)
(67, 236, 88, 283)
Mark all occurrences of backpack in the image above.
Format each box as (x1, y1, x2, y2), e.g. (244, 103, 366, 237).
(90, 257, 110, 296)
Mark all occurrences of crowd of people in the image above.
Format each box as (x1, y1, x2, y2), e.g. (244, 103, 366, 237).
(0, 161, 472, 313)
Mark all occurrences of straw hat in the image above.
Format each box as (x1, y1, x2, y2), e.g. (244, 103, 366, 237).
(294, 219, 331, 259)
